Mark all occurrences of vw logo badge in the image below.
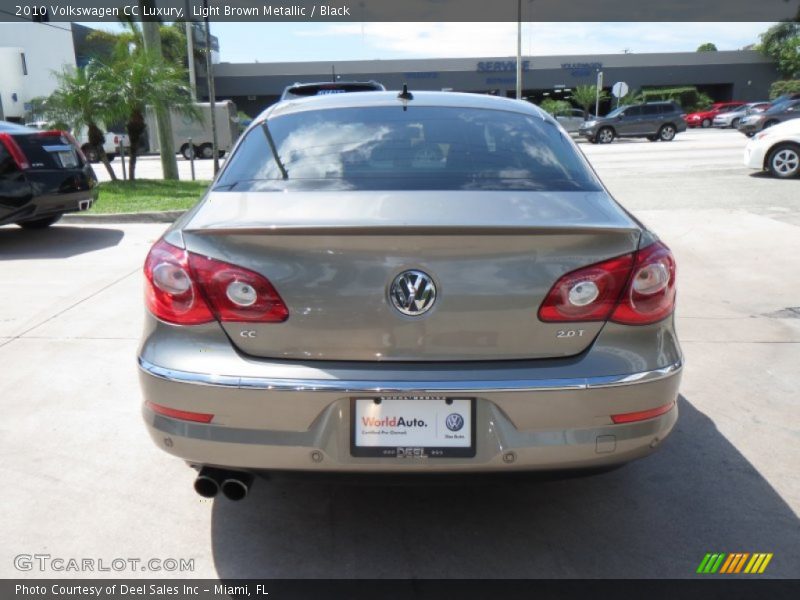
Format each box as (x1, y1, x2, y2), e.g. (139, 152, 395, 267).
(389, 270, 437, 316)
(445, 413, 464, 432)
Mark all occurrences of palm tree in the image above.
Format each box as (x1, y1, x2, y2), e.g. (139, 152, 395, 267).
(570, 85, 609, 117)
(538, 98, 571, 116)
(101, 47, 195, 180)
(46, 65, 118, 180)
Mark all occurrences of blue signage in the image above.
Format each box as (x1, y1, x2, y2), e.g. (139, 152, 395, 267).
(561, 62, 603, 77)
(477, 60, 531, 73)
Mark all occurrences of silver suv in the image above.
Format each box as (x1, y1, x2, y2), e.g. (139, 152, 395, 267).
(579, 101, 687, 144)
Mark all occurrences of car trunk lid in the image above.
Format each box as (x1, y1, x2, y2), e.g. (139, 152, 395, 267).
(182, 190, 641, 361)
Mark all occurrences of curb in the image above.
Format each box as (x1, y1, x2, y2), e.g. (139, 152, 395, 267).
(63, 210, 185, 224)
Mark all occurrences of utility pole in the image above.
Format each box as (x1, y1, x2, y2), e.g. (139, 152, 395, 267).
(515, 0, 522, 99)
(203, 0, 219, 174)
(185, 0, 196, 101)
(595, 70, 604, 117)
(141, 1, 179, 180)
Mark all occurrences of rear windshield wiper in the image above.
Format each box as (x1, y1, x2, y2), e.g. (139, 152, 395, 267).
(261, 122, 288, 180)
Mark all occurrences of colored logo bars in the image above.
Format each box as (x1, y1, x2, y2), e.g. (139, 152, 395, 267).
(696, 553, 773, 574)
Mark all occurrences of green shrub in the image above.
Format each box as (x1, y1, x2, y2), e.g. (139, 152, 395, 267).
(769, 80, 800, 99)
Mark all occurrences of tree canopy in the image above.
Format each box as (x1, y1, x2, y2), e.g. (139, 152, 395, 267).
(758, 22, 800, 79)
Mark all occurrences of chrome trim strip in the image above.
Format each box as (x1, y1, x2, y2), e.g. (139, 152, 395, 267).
(137, 357, 681, 393)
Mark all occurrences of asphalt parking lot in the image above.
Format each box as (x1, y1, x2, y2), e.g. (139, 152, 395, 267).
(1, 129, 798, 579)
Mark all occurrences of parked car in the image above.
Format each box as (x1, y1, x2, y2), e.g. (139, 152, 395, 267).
(578, 101, 686, 143)
(0, 121, 97, 228)
(744, 118, 800, 178)
(737, 99, 800, 137)
(280, 80, 386, 101)
(138, 91, 682, 500)
(684, 102, 746, 128)
(554, 107, 591, 133)
(74, 127, 130, 163)
(713, 102, 770, 129)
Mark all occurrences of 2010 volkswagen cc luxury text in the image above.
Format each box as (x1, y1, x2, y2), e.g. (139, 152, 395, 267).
(138, 91, 682, 500)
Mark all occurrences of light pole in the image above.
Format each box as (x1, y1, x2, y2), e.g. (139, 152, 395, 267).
(185, 0, 196, 101)
(203, 0, 219, 174)
(515, 0, 522, 99)
(595, 69, 603, 117)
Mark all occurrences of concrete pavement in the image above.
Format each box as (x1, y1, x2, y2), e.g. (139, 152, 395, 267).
(1, 128, 798, 579)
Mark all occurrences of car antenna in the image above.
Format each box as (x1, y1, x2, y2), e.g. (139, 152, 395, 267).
(398, 83, 413, 108)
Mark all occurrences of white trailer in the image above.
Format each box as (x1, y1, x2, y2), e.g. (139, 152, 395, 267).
(146, 100, 239, 159)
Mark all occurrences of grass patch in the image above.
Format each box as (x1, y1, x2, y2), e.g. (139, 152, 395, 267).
(90, 179, 212, 214)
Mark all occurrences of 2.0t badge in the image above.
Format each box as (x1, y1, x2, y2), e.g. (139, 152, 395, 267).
(389, 270, 437, 316)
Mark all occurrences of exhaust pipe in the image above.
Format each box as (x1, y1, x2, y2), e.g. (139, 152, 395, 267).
(193, 467, 223, 498)
(221, 472, 254, 501)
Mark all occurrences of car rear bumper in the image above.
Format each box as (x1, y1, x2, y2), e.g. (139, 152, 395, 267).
(138, 355, 682, 473)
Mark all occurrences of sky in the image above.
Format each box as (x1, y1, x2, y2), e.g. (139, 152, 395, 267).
(83, 22, 775, 63)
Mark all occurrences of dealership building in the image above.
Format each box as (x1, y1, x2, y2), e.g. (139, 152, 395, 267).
(209, 50, 779, 117)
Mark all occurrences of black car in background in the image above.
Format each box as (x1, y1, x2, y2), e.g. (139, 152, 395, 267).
(578, 101, 687, 143)
(0, 122, 97, 229)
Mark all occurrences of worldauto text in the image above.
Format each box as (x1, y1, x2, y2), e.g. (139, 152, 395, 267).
(361, 416, 427, 427)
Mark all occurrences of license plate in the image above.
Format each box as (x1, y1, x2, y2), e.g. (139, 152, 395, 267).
(351, 397, 475, 458)
(57, 151, 78, 168)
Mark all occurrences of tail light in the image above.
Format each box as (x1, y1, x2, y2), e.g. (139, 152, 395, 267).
(188, 252, 289, 323)
(144, 239, 214, 324)
(538, 241, 676, 326)
(0, 133, 31, 170)
(144, 238, 289, 325)
(610, 242, 676, 325)
(538, 253, 634, 322)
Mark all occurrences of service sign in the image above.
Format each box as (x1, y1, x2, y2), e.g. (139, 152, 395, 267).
(351, 397, 475, 458)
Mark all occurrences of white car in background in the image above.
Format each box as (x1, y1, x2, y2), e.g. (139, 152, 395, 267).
(26, 122, 130, 162)
(74, 128, 130, 163)
(744, 118, 800, 178)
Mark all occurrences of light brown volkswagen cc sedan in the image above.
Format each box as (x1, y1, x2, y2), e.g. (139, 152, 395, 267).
(138, 91, 682, 500)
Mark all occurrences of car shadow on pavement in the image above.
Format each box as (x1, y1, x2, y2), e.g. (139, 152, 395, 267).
(0, 225, 124, 260)
(209, 396, 800, 578)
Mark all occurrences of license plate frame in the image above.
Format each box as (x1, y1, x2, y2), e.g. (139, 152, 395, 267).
(350, 396, 476, 458)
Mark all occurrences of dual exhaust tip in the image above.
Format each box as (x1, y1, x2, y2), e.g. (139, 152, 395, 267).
(194, 467, 254, 501)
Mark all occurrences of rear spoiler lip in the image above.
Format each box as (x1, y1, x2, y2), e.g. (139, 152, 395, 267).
(183, 224, 641, 236)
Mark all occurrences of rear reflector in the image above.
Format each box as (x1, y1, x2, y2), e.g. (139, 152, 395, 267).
(611, 401, 675, 424)
(145, 400, 214, 423)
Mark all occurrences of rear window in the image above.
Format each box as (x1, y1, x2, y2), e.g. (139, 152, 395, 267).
(13, 133, 82, 170)
(216, 106, 601, 192)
